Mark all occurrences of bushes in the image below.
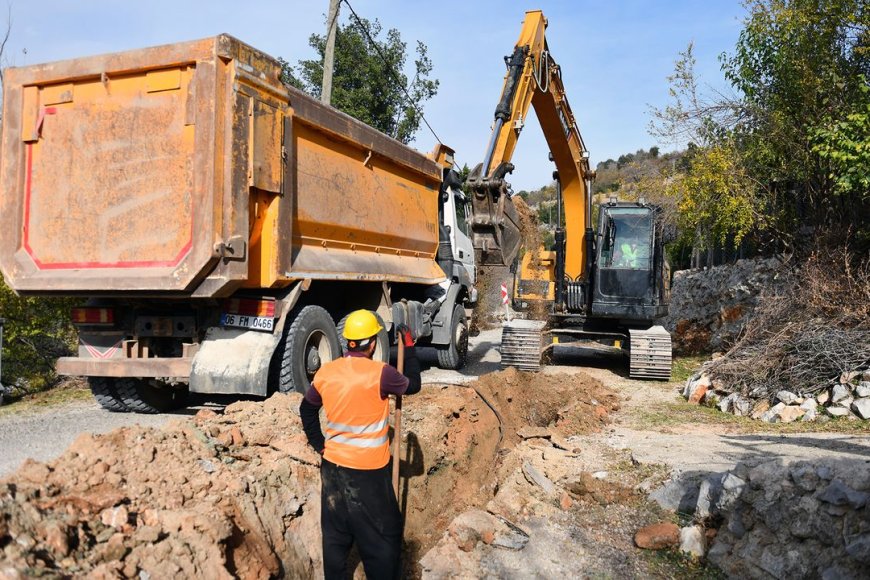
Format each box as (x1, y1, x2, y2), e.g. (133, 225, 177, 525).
(707, 246, 870, 398)
(0, 277, 76, 398)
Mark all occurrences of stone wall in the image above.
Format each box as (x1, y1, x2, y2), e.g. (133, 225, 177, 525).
(708, 458, 870, 579)
(659, 258, 783, 353)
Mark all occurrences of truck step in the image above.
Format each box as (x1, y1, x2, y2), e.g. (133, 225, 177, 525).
(628, 326, 672, 380)
(500, 320, 546, 371)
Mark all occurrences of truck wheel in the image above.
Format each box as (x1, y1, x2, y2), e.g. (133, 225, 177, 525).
(436, 304, 469, 370)
(116, 378, 186, 414)
(279, 305, 341, 394)
(337, 312, 390, 363)
(88, 377, 129, 412)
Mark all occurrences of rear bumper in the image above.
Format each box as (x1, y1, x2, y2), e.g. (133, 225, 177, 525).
(56, 357, 193, 379)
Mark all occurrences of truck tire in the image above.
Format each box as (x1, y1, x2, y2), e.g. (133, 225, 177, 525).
(336, 312, 390, 363)
(279, 305, 341, 394)
(88, 377, 129, 412)
(436, 304, 469, 370)
(116, 378, 186, 414)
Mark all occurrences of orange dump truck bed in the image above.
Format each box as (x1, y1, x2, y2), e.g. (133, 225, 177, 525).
(0, 34, 446, 296)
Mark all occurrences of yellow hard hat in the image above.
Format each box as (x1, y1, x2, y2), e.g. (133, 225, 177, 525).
(342, 310, 383, 340)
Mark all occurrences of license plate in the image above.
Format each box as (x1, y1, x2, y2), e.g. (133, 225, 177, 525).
(220, 313, 274, 332)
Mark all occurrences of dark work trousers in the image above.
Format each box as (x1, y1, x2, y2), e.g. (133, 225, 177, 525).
(321, 458, 403, 580)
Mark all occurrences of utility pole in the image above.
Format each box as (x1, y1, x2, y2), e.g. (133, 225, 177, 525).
(0, 317, 5, 401)
(321, 0, 341, 105)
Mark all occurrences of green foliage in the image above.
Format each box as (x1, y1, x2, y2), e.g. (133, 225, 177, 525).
(0, 277, 76, 395)
(812, 80, 870, 197)
(667, 142, 761, 248)
(650, 1, 869, 253)
(281, 16, 439, 144)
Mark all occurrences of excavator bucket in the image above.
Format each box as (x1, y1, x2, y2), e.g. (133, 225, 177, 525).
(467, 164, 522, 267)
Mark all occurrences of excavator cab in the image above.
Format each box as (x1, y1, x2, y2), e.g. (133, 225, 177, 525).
(592, 202, 669, 322)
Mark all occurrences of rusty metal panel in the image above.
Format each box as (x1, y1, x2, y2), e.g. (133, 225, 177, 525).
(286, 101, 446, 284)
(0, 35, 267, 295)
(251, 100, 282, 193)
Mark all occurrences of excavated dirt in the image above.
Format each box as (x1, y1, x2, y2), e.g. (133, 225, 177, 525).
(512, 196, 550, 322)
(0, 369, 618, 579)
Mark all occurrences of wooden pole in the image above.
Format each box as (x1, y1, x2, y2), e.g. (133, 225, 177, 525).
(321, 0, 341, 105)
(391, 339, 404, 498)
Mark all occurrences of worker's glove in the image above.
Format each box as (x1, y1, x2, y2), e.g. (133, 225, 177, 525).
(397, 324, 416, 347)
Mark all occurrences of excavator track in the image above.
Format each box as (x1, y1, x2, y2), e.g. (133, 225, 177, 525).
(500, 320, 546, 371)
(628, 326, 672, 380)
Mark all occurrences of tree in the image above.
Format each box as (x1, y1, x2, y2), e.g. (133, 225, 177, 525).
(650, 0, 870, 252)
(281, 16, 439, 144)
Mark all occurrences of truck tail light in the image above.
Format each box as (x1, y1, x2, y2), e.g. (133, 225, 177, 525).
(71, 307, 115, 325)
(223, 298, 276, 317)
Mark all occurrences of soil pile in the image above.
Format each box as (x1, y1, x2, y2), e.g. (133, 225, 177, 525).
(0, 370, 618, 579)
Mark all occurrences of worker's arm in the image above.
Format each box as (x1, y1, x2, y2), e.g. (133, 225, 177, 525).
(299, 386, 325, 454)
(380, 327, 422, 397)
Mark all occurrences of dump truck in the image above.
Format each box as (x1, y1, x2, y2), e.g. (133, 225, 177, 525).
(0, 35, 479, 412)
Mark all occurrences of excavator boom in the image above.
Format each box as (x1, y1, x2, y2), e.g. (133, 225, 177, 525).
(468, 10, 593, 270)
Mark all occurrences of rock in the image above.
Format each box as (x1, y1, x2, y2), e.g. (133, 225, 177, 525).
(517, 426, 551, 440)
(634, 523, 680, 550)
(776, 390, 800, 405)
(817, 391, 830, 405)
(760, 402, 786, 423)
(679, 525, 706, 558)
(863, 370, 870, 382)
(840, 370, 861, 384)
(559, 492, 573, 510)
(817, 480, 869, 509)
(855, 383, 870, 398)
(732, 395, 751, 417)
(831, 384, 851, 403)
(448, 509, 497, 552)
(592, 471, 608, 480)
(717, 393, 735, 413)
(522, 461, 556, 495)
(851, 398, 870, 420)
(827, 406, 850, 418)
(799, 399, 816, 411)
(778, 406, 806, 423)
(801, 407, 817, 422)
(194, 408, 218, 421)
(686, 375, 711, 404)
(100, 506, 129, 529)
(751, 400, 771, 419)
(42, 521, 70, 558)
(845, 535, 870, 562)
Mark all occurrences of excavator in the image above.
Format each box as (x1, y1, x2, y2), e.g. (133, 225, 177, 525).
(467, 10, 672, 379)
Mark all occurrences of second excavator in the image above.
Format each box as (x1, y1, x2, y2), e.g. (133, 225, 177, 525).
(467, 10, 672, 379)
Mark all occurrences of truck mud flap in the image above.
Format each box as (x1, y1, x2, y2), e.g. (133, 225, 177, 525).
(189, 327, 279, 396)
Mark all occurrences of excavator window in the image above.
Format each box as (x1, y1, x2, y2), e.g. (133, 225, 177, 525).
(601, 209, 652, 270)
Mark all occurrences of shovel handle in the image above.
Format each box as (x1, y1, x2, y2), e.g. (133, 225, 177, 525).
(392, 339, 405, 498)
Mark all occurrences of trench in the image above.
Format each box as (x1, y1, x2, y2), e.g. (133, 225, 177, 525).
(0, 369, 615, 579)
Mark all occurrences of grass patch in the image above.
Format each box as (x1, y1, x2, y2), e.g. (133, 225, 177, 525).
(632, 400, 870, 434)
(0, 381, 91, 418)
(671, 355, 708, 383)
(645, 549, 727, 579)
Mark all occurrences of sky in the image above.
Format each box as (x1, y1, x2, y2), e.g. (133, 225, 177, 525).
(2, 0, 747, 192)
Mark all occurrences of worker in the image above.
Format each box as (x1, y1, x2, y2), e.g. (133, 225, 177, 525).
(299, 309, 421, 580)
(620, 241, 640, 268)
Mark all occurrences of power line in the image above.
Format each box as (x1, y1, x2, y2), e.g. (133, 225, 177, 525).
(339, 0, 443, 145)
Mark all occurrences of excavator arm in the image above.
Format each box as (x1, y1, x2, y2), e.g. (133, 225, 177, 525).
(468, 9, 594, 277)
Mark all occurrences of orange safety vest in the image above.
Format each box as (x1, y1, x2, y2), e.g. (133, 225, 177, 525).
(313, 356, 391, 470)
